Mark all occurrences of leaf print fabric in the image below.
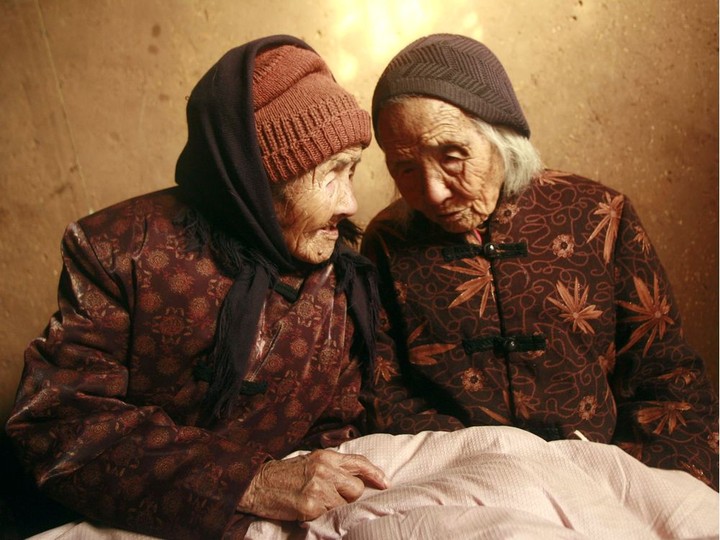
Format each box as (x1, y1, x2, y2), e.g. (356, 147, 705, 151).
(441, 258, 494, 317)
(637, 401, 691, 435)
(362, 170, 719, 491)
(617, 274, 673, 356)
(548, 278, 603, 335)
(587, 192, 623, 264)
(407, 322, 456, 366)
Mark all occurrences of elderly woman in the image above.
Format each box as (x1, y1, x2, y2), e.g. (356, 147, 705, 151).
(5, 35, 386, 538)
(361, 34, 718, 490)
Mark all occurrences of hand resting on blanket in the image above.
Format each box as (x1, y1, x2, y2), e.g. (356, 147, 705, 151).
(237, 449, 388, 521)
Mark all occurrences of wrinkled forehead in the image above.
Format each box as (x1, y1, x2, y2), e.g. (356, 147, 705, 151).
(326, 145, 363, 166)
(275, 145, 363, 195)
(377, 97, 474, 153)
(306, 145, 363, 178)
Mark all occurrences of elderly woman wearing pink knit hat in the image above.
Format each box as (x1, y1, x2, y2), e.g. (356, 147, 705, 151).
(5, 35, 386, 538)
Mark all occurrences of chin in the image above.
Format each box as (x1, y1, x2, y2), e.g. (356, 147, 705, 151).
(294, 242, 336, 265)
(435, 217, 475, 234)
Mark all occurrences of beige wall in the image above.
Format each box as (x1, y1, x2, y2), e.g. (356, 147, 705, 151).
(1, 0, 717, 424)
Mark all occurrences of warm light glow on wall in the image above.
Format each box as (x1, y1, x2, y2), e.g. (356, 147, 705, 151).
(326, 0, 485, 84)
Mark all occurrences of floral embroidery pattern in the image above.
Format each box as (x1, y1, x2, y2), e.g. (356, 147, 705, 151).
(637, 401, 691, 435)
(362, 170, 719, 490)
(548, 278, 603, 334)
(632, 225, 651, 254)
(587, 192, 623, 264)
(441, 258, 494, 317)
(461, 367, 485, 391)
(578, 395, 598, 420)
(408, 322, 456, 366)
(536, 170, 574, 186)
(479, 405, 510, 425)
(513, 391, 537, 420)
(393, 280, 408, 304)
(598, 342, 616, 374)
(374, 356, 399, 384)
(552, 234, 575, 258)
(657, 367, 697, 386)
(617, 274, 673, 356)
(152, 308, 193, 345)
(495, 202, 519, 224)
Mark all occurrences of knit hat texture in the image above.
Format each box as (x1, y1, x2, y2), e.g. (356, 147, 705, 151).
(372, 34, 530, 138)
(253, 45, 371, 183)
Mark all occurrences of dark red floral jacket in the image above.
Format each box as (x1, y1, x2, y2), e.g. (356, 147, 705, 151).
(361, 170, 719, 490)
(5, 188, 365, 538)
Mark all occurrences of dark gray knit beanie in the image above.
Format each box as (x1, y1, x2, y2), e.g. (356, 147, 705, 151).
(372, 33, 530, 138)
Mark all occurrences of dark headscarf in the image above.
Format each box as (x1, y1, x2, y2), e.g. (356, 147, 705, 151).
(175, 35, 378, 417)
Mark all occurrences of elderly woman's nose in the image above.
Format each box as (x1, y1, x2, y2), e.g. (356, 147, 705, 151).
(423, 168, 452, 206)
(335, 178, 358, 217)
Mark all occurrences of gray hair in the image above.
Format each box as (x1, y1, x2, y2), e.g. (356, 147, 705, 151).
(470, 116, 543, 196)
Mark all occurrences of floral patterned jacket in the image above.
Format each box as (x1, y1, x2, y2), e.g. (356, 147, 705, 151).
(361, 170, 719, 490)
(5, 188, 365, 538)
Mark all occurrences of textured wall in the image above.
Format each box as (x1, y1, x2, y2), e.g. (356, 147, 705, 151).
(1, 0, 717, 424)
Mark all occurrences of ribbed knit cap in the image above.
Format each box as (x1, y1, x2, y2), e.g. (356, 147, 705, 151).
(253, 45, 371, 183)
(372, 34, 530, 138)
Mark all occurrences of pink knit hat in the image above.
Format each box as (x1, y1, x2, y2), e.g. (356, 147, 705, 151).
(253, 45, 371, 183)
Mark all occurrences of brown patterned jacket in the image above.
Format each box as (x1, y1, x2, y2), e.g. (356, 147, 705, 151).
(361, 170, 719, 490)
(6, 188, 365, 538)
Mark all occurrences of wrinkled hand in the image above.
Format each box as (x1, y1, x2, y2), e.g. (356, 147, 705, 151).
(237, 449, 388, 521)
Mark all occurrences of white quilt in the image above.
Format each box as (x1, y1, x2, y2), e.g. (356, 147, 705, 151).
(30, 426, 719, 540)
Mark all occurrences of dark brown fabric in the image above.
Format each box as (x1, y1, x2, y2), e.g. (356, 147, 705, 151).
(372, 33, 530, 139)
(5, 189, 366, 538)
(361, 170, 719, 490)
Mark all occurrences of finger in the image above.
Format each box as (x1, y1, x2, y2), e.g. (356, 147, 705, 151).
(306, 450, 388, 489)
(330, 470, 366, 502)
(297, 478, 348, 521)
(337, 453, 389, 489)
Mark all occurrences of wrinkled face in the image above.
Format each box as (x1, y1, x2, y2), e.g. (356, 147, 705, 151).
(274, 146, 362, 264)
(377, 97, 505, 233)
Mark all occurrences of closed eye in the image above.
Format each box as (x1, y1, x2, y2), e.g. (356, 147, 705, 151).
(440, 145, 468, 173)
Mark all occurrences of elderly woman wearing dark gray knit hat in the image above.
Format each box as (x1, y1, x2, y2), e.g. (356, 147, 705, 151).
(361, 34, 718, 490)
(5, 35, 387, 539)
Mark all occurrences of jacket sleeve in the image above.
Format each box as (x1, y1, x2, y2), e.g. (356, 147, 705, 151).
(360, 224, 465, 434)
(5, 222, 269, 539)
(609, 197, 719, 490)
